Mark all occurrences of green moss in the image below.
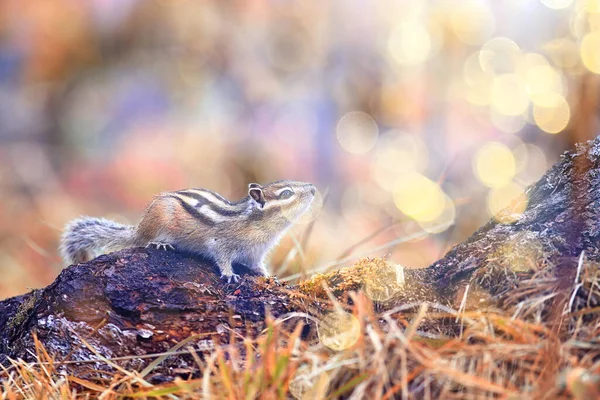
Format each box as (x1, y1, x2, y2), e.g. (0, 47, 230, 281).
(298, 257, 403, 299)
(7, 290, 41, 333)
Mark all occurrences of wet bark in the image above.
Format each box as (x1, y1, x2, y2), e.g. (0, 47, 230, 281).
(0, 250, 303, 379)
(2, 136, 600, 381)
(428, 138, 600, 302)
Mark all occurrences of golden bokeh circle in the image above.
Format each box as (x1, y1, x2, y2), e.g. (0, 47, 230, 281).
(490, 74, 530, 116)
(514, 143, 547, 185)
(581, 32, 600, 74)
(479, 37, 521, 74)
(373, 132, 429, 191)
(289, 365, 330, 400)
(533, 94, 570, 134)
(487, 182, 528, 223)
(473, 142, 516, 188)
(463, 52, 493, 106)
(490, 109, 526, 134)
(393, 173, 446, 222)
(363, 261, 405, 302)
(525, 65, 565, 107)
(543, 38, 580, 69)
(318, 312, 361, 351)
(491, 231, 545, 272)
(449, 1, 495, 45)
(418, 193, 456, 234)
(587, 0, 600, 13)
(388, 22, 432, 65)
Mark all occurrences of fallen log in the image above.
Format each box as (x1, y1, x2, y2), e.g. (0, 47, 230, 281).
(0, 250, 302, 380)
(2, 137, 600, 396)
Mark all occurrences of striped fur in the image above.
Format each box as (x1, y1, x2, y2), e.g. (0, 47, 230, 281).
(59, 180, 316, 281)
(175, 188, 253, 217)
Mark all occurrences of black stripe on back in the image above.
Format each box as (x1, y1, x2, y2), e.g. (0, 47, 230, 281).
(178, 189, 230, 204)
(177, 189, 252, 217)
(167, 195, 217, 227)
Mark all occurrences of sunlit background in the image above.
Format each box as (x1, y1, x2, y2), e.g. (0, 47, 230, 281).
(1, 0, 599, 298)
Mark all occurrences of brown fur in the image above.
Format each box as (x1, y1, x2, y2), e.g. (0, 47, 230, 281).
(60, 181, 316, 282)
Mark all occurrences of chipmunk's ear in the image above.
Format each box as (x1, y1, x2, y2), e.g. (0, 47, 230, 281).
(249, 187, 266, 208)
(248, 183, 262, 190)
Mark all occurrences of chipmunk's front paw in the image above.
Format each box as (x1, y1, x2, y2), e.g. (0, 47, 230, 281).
(147, 242, 175, 251)
(220, 273, 241, 284)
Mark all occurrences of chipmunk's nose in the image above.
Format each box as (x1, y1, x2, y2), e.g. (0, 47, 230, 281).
(310, 186, 316, 196)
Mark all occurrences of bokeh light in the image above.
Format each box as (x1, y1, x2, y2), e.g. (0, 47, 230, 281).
(490, 74, 530, 116)
(587, 0, 600, 13)
(372, 132, 429, 191)
(363, 261, 405, 302)
(464, 52, 494, 106)
(543, 39, 580, 69)
(479, 37, 521, 74)
(524, 64, 566, 107)
(449, 1, 495, 45)
(490, 231, 545, 272)
(418, 194, 456, 233)
(487, 182, 528, 223)
(570, 6, 590, 39)
(473, 143, 517, 188)
(289, 365, 330, 400)
(393, 173, 446, 222)
(514, 144, 548, 185)
(580, 32, 600, 73)
(541, 0, 574, 9)
(336, 112, 379, 154)
(490, 109, 526, 134)
(0, 0, 594, 298)
(318, 312, 361, 351)
(388, 21, 431, 66)
(533, 94, 571, 134)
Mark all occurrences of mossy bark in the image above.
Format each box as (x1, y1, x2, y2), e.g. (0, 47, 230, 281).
(2, 136, 600, 381)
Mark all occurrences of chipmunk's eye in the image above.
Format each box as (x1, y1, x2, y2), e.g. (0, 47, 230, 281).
(279, 189, 293, 199)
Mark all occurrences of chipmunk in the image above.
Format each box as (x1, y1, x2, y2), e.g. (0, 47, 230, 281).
(60, 180, 316, 282)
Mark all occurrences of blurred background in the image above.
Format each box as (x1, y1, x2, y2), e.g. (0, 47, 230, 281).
(1, 0, 599, 298)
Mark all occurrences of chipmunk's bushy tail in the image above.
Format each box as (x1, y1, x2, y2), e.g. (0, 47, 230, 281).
(60, 217, 136, 266)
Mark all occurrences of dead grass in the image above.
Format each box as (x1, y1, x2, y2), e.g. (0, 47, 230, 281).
(2, 256, 600, 399)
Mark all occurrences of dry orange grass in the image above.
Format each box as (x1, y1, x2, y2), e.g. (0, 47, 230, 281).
(2, 256, 600, 399)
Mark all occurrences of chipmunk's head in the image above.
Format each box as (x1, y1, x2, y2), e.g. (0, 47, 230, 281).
(248, 180, 316, 225)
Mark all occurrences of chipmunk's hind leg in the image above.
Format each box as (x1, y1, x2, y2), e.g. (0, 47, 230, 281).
(249, 260, 269, 277)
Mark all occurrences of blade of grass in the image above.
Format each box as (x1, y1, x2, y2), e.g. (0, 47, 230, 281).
(325, 372, 369, 399)
(139, 332, 214, 378)
(281, 225, 447, 281)
(67, 376, 108, 393)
